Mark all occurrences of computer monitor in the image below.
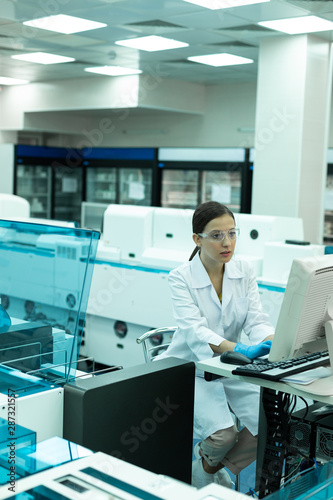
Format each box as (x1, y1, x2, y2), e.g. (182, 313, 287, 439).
(269, 254, 333, 363)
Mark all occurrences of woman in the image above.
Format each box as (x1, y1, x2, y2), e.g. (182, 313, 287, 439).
(156, 201, 274, 489)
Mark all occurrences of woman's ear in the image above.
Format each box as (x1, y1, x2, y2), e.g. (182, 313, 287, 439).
(193, 233, 201, 247)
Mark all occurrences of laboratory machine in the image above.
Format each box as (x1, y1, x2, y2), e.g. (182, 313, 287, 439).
(0, 217, 99, 441)
(84, 204, 325, 368)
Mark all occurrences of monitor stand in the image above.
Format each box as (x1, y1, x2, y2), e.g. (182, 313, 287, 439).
(286, 318, 333, 397)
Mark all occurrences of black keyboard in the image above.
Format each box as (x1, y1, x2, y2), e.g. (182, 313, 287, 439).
(232, 350, 330, 381)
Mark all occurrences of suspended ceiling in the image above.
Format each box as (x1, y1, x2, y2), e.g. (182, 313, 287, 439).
(1, 0, 333, 87)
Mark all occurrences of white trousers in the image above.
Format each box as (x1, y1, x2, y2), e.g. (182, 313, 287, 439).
(194, 376, 261, 439)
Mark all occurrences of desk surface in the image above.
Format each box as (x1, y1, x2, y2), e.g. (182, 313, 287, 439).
(197, 356, 333, 404)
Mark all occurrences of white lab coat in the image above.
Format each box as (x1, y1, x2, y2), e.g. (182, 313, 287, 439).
(156, 252, 274, 439)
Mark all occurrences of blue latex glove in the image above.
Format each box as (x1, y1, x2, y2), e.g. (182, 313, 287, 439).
(234, 340, 272, 360)
(0, 304, 11, 331)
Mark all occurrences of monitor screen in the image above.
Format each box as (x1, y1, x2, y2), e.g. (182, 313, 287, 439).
(269, 254, 333, 363)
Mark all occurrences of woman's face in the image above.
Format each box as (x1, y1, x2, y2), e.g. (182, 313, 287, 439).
(193, 214, 236, 267)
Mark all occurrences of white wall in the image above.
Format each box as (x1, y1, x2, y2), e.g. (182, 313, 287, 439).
(1, 74, 333, 152)
(0, 77, 256, 148)
(0, 144, 15, 194)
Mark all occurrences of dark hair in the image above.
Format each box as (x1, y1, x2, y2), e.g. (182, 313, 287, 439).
(189, 201, 235, 261)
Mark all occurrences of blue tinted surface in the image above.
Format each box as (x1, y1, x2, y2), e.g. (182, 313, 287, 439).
(0, 418, 36, 485)
(0, 305, 11, 330)
(0, 437, 92, 486)
(0, 219, 99, 389)
(0, 417, 36, 454)
(265, 461, 333, 500)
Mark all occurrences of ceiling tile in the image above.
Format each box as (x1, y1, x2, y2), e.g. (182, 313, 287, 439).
(229, 0, 310, 23)
(34, 33, 106, 48)
(0, 0, 332, 88)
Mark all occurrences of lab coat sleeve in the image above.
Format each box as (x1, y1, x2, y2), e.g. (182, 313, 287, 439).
(242, 266, 275, 344)
(168, 269, 225, 361)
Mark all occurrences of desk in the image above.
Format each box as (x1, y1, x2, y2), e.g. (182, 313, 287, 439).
(197, 356, 333, 403)
(197, 357, 333, 498)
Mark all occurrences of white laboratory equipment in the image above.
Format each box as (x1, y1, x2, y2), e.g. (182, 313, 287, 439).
(0, 219, 99, 442)
(84, 205, 325, 368)
(0, 451, 249, 500)
(85, 205, 179, 367)
(0, 193, 30, 219)
(234, 213, 304, 276)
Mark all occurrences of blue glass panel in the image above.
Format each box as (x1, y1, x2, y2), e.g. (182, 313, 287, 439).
(0, 417, 36, 455)
(0, 418, 36, 485)
(16, 145, 82, 161)
(82, 147, 155, 160)
(0, 219, 99, 389)
(0, 365, 62, 397)
(0, 305, 11, 330)
(0, 436, 92, 485)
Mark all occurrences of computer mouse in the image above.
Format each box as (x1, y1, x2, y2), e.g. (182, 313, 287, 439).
(220, 351, 253, 365)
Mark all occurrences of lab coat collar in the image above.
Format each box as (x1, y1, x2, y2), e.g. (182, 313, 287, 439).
(222, 258, 245, 312)
(190, 252, 245, 310)
(190, 252, 211, 288)
(224, 258, 245, 280)
(190, 252, 245, 289)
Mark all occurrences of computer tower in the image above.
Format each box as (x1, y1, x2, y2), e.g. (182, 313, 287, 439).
(63, 357, 195, 484)
(289, 403, 332, 456)
(286, 402, 333, 475)
(315, 415, 333, 462)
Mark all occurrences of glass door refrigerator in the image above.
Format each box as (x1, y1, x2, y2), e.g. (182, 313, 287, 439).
(324, 149, 333, 243)
(14, 145, 84, 224)
(157, 148, 252, 213)
(15, 146, 52, 219)
(82, 148, 158, 224)
(53, 161, 84, 224)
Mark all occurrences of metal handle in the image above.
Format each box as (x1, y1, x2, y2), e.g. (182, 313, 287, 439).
(136, 326, 176, 344)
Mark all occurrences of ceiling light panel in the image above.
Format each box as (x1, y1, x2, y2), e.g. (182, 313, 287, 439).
(11, 53, 75, 65)
(85, 66, 142, 76)
(188, 53, 253, 66)
(115, 35, 189, 51)
(23, 14, 107, 34)
(0, 77, 30, 85)
(258, 15, 333, 34)
(182, 0, 270, 9)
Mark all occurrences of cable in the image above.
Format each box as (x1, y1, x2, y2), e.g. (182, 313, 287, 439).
(313, 457, 321, 482)
(288, 395, 297, 415)
(283, 394, 311, 481)
(297, 396, 309, 419)
(259, 389, 291, 497)
(281, 457, 303, 482)
(281, 463, 316, 489)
